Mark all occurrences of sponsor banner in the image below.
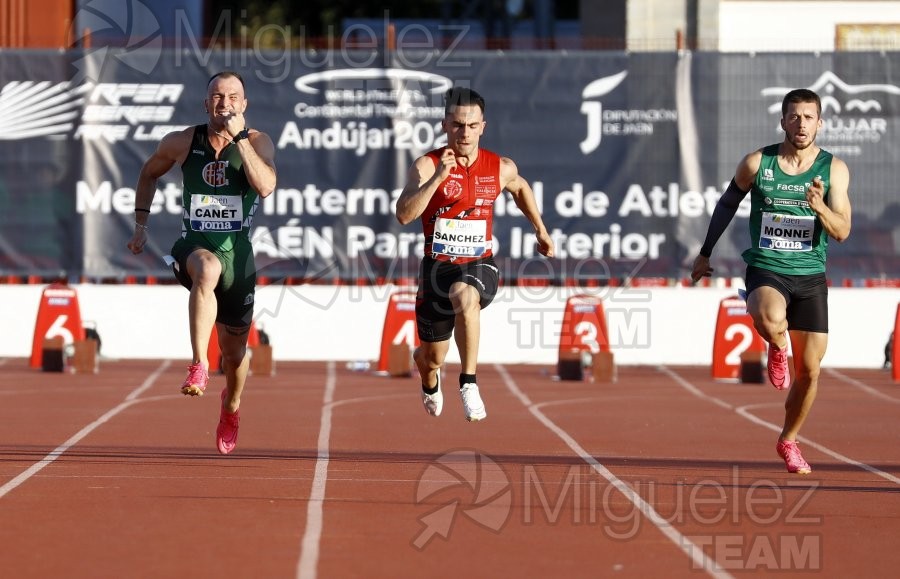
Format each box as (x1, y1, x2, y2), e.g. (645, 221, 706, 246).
(0, 50, 897, 280)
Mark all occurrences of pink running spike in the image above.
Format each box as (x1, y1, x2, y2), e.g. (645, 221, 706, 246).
(767, 338, 790, 390)
(216, 388, 240, 455)
(181, 363, 209, 396)
(776, 440, 811, 474)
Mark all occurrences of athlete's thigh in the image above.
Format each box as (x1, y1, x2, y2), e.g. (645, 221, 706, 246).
(462, 258, 499, 310)
(216, 243, 255, 327)
(448, 281, 481, 312)
(747, 285, 788, 325)
(745, 266, 789, 324)
(788, 330, 828, 374)
(170, 241, 222, 289)
(785, 274, 828, 332)
(416, 258, 458, 342)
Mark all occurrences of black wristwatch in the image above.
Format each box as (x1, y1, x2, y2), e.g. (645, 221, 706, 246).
(232, 128, 250, 142)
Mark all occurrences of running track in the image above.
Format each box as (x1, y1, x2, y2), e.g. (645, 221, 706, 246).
(0, 358, 898, 578)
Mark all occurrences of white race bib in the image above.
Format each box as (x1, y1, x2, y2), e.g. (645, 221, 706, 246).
(432, 218, 488, 258)
(189, 194, 243, 232)
(758, 212, 814, 252)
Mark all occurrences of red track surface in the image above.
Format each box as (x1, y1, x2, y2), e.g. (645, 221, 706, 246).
(1, 358, 898, 578)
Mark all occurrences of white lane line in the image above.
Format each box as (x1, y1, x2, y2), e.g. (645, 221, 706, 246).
(295, 386, 407, 579)
(659, 366, 900, 486)
(734, 402, 900, 485)
(825, 368, 900, 404)
(0, 360, 171, 499)
(297, 361, 337, 579)
(496, 364, 734, 579)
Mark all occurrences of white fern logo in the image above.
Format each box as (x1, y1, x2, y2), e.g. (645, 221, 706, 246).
(70, 0, 163, 83)
(0, 81, 91, 139)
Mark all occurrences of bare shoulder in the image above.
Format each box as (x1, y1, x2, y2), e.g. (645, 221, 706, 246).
(829, 154, 850, 177)
(828, 154, 850, 194)
(499, 156, 520, 182)
(161, 125, 195, 146)
(157, 126, 195, 159)
(247, 128, 273, 144)
(137, 127, 195, 177)
(733, 148, 763, 189)
(411, 153, 438, 175)
(246, 129, 277, 163)
(743, 148, 765, 170)
(500, 156, 518, 171)
(400, 154, 437, 193)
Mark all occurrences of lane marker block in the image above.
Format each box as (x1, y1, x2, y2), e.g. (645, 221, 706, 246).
(250, 343, 274, 376)
(739, 350, 764, 383)
(377, 291, 419, 375)
(557, 349, 585, 381)
(387, 343, 413, 377)
(72, 339, 99, 374)
(30, 282, 86, 369)
(41, 336, 66, 372)
(711, 295, 766, 381)
(558, 294, 615, 382)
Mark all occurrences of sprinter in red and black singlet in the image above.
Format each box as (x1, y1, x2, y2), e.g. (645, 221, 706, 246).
(420, 145, 502, 264)
(692, 89, 852, 475)
(127, 71, 277, 455)
(397, 87, 554, 422)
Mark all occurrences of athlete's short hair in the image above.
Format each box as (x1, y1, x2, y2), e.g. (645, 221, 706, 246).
(207, 71, 245, 90)
(782, 88, 821, 118)
(444, 87, 485, 115)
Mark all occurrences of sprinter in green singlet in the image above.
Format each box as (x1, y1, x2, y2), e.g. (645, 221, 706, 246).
(692, 89, 851, 474)
(127, 71, 277, 455)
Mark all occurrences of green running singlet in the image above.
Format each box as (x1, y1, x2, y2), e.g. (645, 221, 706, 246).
(742, 143, 833, 276)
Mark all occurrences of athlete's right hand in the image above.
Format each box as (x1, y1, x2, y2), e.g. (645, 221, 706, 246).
(437, 148, 457, 181)
(127, 227, 147, 255)
(690, 254, 713, 283)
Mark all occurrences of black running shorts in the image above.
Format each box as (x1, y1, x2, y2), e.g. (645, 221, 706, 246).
(745, 265, 828, 333)
(416, 256, 500, 342)
(170, 237, 256, 328)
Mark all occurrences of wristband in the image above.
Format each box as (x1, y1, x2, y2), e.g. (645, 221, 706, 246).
(135, 222, 149, 230)
(232, 128, 250, 142)
(135, 208, 150, 213)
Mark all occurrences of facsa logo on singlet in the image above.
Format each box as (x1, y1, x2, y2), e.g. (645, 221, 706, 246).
(761, 71, 900, 157)
(203, 161, 230, 187)
(579, 70, 677, 155)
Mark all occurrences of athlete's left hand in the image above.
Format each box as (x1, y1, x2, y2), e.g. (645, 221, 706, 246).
(536, 229, 554, 258)
(806, 177, 826, 214)
(222, 111, 247, 139)
(691, 254, 713, 283)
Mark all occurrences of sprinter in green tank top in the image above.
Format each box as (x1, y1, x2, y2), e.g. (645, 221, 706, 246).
(691, 89, 851, 475)
(126, 71, 277, 455)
